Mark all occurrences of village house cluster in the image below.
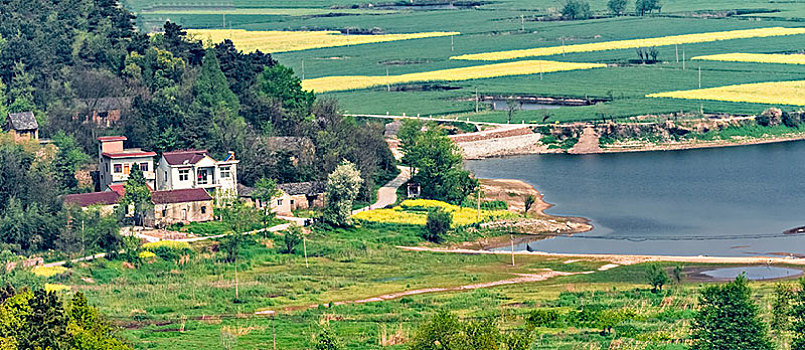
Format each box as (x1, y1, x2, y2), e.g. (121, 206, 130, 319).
(63, 135, 325, 227)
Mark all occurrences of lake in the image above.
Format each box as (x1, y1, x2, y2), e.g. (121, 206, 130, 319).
(466, 141, 805, 257)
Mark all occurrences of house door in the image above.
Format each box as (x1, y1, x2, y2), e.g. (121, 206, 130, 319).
(182, 208, 187, 220)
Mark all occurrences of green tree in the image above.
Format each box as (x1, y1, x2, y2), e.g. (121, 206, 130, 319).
(322, 161, 363, 227)
(252, 178, 281, 219)
(646, 263, 669, 292)
(257, 64, 314, 134)
(792, 279, 805, 350)
(561, 0, 592, 19)
(120, 167, 152, 227)
(523, 195, 536, 217)
(314, 327, 342, 350)
(402, 125, 478, 204)
(691, 275, 773, 350)
(608, 0, 628, 14)
(52, 131, 90, 192)
(771, 282, 794, 334)
(409, 310, 467, 350)
(424, 208, 452, 243)
(282, 225, 303, 254)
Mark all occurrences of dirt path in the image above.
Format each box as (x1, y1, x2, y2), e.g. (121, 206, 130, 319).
(352, 166, 412, 214)
(255, 269, 580, 316)
(397, 246, 805, 266)
(569, 126, 602, 154)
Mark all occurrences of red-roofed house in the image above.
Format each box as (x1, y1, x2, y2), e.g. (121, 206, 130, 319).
(97, 136, 156, 190)
(149, 188, 214, 226)
(156, 149, 239, 204)
(63, 191, 122, 215)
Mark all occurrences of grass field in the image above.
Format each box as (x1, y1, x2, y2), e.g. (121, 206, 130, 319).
(648, 80, 805, 106)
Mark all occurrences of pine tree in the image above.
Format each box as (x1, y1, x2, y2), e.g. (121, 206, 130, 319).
(691, 275, 773, 350)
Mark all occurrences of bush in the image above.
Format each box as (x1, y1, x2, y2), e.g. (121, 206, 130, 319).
(423, 208, 452, 243)
(282, 226, 303, 254)
(142, 241, 193, 261)
(526, 308, 563, 328)
(756, 108, 782, 127)
(561, 0, 592, 19)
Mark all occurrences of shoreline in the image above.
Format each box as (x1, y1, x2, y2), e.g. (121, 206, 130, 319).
(461, 130, 805, 159)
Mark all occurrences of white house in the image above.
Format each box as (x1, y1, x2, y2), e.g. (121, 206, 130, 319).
(97, 136, 156, 190)
(156, 149, 239, 203)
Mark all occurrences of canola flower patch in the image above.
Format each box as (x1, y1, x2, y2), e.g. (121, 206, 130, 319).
(692, 53, 805, 65)
(647, 80, 805, 106)
(352, 199, 515, 227)
(44, 283, 70, 293)
(187, 29, 459, 53)
(302, 60, 605, 92)
(451, 27, 805, 61)
(32, 265, 69, 278)
(142, 240, 192, 251)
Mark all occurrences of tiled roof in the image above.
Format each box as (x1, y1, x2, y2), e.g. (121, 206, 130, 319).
(64, 191, 121, 207)
(97, 136, 127, 142)
(151, 188, 212, 204)
(102, 151, 157, 159)
(6, 112, 38, 131)
(237, 184, 255, 197)
(277, 181, 326, 196)
(162, 150, 209, 165)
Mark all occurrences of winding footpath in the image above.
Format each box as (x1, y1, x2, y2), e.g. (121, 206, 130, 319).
(352, 165, 412, 214)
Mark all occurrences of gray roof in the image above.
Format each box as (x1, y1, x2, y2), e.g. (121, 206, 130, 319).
(265, 137, 314, 153)
(5, 112, 38, 131)
(76, 97, 132, 112)
(277, 181, 326, 196)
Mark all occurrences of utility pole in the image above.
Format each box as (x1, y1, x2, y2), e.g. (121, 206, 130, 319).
(510, 234, 515, 266)
(675, 43, 679, 63)
(476, 187, 481, 223)
(698, 66, 701, 88)
(223, 14, 226, 29)
(682, 48, 686, 70)
(386, 68, 390, 92)
(272, 316, 277, 350)
(521, 15, 525, 32)
(81, 219, 85, 256)
(301, 59, 305, 80)
(234, 262, 239, 300)
(561, 38, 566, 56)
(539, 61, 543, 80)
(474, 89, 478, 113)
(303, 235, 309, 268)
(451, 35, 454, 52)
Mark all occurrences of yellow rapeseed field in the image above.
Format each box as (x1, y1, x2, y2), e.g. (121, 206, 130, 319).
(32, 265, 69, 278)
(451, 27, 805, 61)
(187, 29, 459, 53)
(352, 199, 515, 227)
(45, 283, 70, 293)
(692, 53, 805, 65)
(142, 240, 192, 251)
(302, 60, 606, 92)
(647, 80, 805, 106)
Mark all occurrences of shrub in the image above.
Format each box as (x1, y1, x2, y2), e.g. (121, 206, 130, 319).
(142, 241, 193, 261)
(646, 263, 669, 292)
(526, 308, 563, 328)
(282, 226, 303, 254)
(424, 208, 452, 243)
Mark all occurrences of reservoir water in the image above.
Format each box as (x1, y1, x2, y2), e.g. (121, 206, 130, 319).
(466, 140, 805, 257)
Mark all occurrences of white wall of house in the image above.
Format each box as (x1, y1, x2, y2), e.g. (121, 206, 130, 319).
(99, 156, 155, 189)
(156, 155, 239, 203)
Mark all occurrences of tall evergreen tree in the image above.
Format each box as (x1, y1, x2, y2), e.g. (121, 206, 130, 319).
(691, 275, 773, 350)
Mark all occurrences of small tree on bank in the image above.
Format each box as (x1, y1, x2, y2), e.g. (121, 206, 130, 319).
(424, 208, 452, 243)
(120, 167, 152, 227)
(646, 263, 669, 292)
(322, 160, 363, 227)
(523, 195, 536, 217)
(692, 275, 773, 350)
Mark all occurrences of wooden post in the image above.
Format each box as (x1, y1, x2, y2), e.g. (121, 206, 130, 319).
(510, 234, 515, 266)
(303, 235, 309, 268)
(476, 187, 481, 223)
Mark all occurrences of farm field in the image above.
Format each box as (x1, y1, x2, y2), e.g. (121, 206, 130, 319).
(647, 80, 805, 106)
(693, 52, 805, 65)
(126, 0, 805, 123)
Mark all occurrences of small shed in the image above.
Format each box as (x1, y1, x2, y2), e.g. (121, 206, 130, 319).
(3, 111, 39, 142)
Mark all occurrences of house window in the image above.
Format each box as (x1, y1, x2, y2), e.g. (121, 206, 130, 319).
(290, 200, 295, 205)
(277, 199, 283, 206)
(179, 169, 190, 181)
(197, 169, 209, 185)
(113, 164, 122, 173)
(162, 208, 167, 217)
(220, 166, 231, 178)
(140, 162, 149, 172)
(201, 206, 207, 214)
(123, 164, 130, 175)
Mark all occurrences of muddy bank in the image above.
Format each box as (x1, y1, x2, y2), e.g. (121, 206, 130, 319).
(454, 179, 591, 250)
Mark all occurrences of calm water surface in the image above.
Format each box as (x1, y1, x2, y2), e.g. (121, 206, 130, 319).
(466, 141, 805, 257)
(700, 266, 802, 281)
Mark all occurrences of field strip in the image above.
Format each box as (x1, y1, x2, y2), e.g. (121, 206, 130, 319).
(397, 246, 805, 266)
(140, 8, 396, 16)
(451, 27, 805, 61)
(301, 60, 606, 92)
(187, 29, 459, 53)
(255, 269, 582, 315)
(646, 80, 805, 106)
(692, 53, 805, 65)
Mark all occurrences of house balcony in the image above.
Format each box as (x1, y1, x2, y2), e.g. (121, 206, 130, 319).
(111, 171, 155, 183)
